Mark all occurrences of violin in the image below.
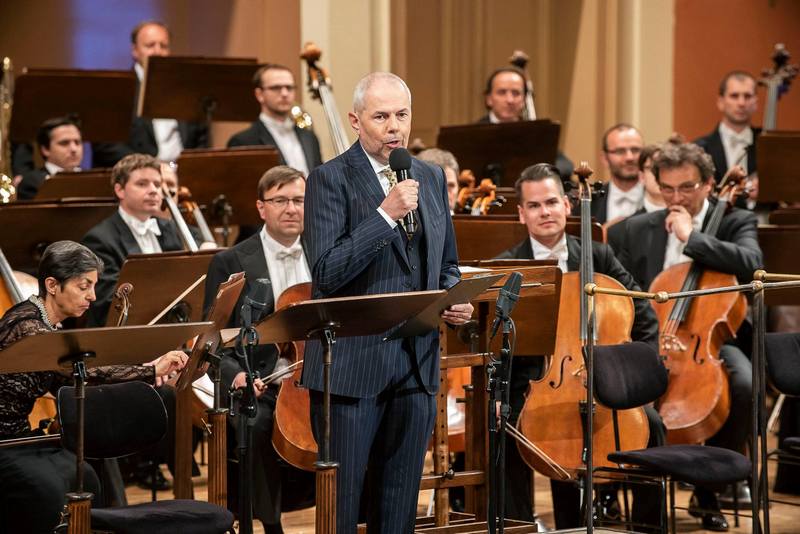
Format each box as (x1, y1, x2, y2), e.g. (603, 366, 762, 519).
(301, 42, 350, 156)
(649, 166, 748, 444)
(513, 164, 650, 479)
(271, 282, 317, 470)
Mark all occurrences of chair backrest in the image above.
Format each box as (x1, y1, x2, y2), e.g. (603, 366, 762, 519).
(765, 332, 800, 396)
(593, 341, 668, 410)
(58, 381, 168, 459)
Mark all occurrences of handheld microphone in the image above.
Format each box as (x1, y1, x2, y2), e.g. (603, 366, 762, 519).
(490, 271, 523, 338)
(389, 148, 416, 235)
(240, 278, 273, 330)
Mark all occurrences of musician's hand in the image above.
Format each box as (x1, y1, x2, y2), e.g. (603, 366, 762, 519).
(147, 350, 188, 378)
(232, 372, 266, 398)
(441, 303, 474, 325)
(665, 205, 693, 242)
(380, 179, 418, 221)
(746, 173, 759, 201)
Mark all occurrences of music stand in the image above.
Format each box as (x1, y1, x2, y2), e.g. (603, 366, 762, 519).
(175, 147, 281, 229)
(139, 56, 258, 123)
(758, 224, 800, 305)
(0, 200, 117, 271)
(10, 69, 136, 143)
(0, 321, 211, 534)
(756, 131, 800, 202)
(437, 121, 560, 187)
(34, 169, 113, 200)
(105, 250, 218, 326)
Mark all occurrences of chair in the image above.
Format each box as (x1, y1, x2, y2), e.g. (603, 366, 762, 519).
(765, 333, 800, 503)
(58, 381, 235, 534)
(590, 341, 751, 534)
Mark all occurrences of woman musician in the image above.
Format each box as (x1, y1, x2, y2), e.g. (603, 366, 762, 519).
(0, 241, 188, 534)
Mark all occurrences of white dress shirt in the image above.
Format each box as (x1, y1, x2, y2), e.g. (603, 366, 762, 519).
(529, 234, 569, 272)
(135, 63, 184, 162)
(362, 144, 399, 229)
(663, 199, 710, 270)
(606, 180, 644, 222)
(118, 207, 162, 254)
(643, 195, 663, 214)
(718, 122, 753, 172)
(44, 161, 80, 177)
(260, 227, 311, 302)
(260, 113, 310, 177)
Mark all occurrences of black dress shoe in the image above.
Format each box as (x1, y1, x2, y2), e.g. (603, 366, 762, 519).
(701, 512, 729, 532)
(688, 493, 728, 532)
(135, 464, 171, 491)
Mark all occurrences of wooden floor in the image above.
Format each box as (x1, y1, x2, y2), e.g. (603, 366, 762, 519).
(127, 446, 800, 534)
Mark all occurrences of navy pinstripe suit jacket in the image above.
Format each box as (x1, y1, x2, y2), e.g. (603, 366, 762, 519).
(301, 142, 461, 398)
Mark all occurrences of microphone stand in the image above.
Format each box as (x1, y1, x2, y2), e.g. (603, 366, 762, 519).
(230, 322, 260, 534)
(487, 315, 516, 534)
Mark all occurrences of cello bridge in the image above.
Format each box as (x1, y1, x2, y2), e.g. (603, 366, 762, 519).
(661, 334, 686, 352)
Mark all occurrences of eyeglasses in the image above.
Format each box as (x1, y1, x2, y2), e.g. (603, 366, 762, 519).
(261, 84, 296, 92)
(605, 146, 643, 157)
(658, 181, 702, 196)
(261, 196, 304, 208)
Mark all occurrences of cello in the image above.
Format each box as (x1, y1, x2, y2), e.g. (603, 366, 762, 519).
(649, 167, 747, 444)
(513, 163, 650, 480)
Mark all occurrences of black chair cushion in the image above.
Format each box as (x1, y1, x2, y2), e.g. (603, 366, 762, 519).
(783, 436, 800, 452)
(91, 499, 234, 534)
(765, 332, 800, 396)
(593, 341, 668, 410)
(608, 444, 751, 486)
(58, 381, 167, 459)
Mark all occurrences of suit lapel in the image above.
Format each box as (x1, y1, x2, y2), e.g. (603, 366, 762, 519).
(256, 121, 286, 164)
(111, 212, 142, 255)
(566, 235, 580, 272)
(646, 212, 668, 284)
(296, 127, 316, 171)
(235, 232, 270, 282)
(345, 144, 410, 268)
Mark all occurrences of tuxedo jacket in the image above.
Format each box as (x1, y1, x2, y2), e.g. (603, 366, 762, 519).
(16, 168, 48, 200)
(496, 234, 659, 347)
(301, 142, 460, 398)
(694, 125, 761, 183)
(607, 201, 763, 291)
(202, 231, 309, 387)
(571, 193, 610, 224)
(81, 212, 194, 327)
(227, 120, 323, 172)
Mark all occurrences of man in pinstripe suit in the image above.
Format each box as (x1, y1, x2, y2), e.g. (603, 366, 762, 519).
(302, 72, 473, 533)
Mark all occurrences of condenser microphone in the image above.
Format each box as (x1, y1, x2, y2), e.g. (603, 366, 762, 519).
(490, 271, 523, 338)
(389, 148, 417, 236)
(240, 278, 273, 329)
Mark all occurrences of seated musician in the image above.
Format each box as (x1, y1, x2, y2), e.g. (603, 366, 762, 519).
(495, 163, 662, 530)
(417, 147, 459, 214)
(17, 116, 83, 200)
(92, 21, 208, 168)
(478, 66, 573, 180)
(228, 64, 323, 176)
(608, 141, 762, 531)
(639, 143, 666, 214)
(203, 165, 311, 534)
(0, 240, 186, 534)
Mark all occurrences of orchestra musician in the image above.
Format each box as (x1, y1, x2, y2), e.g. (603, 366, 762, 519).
(0, 240, 187, 534)
(92, 20, 208, 168)
(302, 71, 473, 533)
(580, 123, 646, 226)
(17, 116, 83, 200)
(495, 163, 662, 530)
(228, 64, 323, 177)
(608, 141, 762, 531)
(694, 71, 760, 183)
(416, 147, 460, 213)
(478, 66, 574, 181)
(203, 165, 311, 534)
(639, 144, 666, 214)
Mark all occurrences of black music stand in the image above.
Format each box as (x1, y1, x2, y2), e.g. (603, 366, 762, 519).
(139, 56, 258, 124)
(756, 132, 800, 203)
(34, 169, 113, 200)
(105, 250, 218, 326)
(0, 200, 117, 272)
(10, 69, 136, 143)
(0, 321, 211, 533)
(437, 121, 560, 186)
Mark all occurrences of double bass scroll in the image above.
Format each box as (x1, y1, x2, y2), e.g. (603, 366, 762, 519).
(301, 42, 350, 156)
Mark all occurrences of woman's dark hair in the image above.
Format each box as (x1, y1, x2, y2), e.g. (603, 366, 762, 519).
(38, 241, 104, 296)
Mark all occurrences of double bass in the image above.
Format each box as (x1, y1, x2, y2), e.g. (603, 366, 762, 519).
(513, 164, 650, 480)
(649, 167, 747, 444)
(301, 42, 350, 157)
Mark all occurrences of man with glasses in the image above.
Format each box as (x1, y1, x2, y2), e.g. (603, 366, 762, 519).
(608, 142, 761, 532)
(583, 123, 645, 225)
(228, 64, 323, 177)
(203, 165, 311, 534)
